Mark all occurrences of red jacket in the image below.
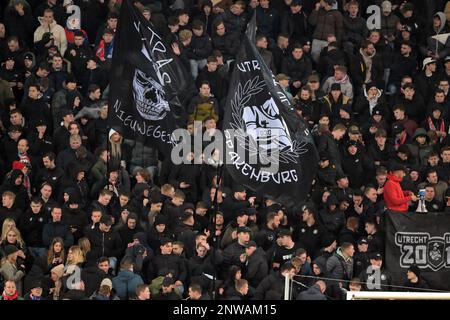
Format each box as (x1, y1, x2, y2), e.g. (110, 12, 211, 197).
(383, 173, 412, 212)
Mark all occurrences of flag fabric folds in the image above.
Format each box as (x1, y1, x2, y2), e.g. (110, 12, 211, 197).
(222, 14, 318, 202)
(108, 0, 193, 158)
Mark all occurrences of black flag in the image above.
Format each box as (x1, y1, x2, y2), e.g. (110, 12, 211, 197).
(223, 14, 318, 202)
(108, 0, 193, 157)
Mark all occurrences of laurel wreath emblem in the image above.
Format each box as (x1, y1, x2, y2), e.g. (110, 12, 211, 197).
(229, 76, 308, 164)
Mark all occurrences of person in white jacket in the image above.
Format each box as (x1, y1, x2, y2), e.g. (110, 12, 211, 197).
(34, 8, 67, 56)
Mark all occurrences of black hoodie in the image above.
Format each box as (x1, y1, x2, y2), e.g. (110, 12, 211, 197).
(0, 169, 29, 212)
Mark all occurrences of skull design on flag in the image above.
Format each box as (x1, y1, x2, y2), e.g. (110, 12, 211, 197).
(132, 46, 170, 121)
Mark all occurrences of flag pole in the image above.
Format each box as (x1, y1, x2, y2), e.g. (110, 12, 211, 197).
(209, 162, 224, 300)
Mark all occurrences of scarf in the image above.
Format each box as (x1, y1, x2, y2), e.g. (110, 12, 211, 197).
(394, 132, 407, 149)
(427, 116, 445, 142)
(2, 291, 19, 300)
(360, 48, 375, 83)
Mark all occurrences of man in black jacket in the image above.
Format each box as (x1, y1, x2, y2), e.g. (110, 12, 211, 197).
(222, 185, 255, 225)
(19, 198, 47, 258)
(293, 206, 326, 260)
(280, 0, 309, 46)
(174, 212, 197, 259)
(317, 123, 346, 175)
(35, 152, 64, 198)
(42, 205, 74, 248)
(86, 215, 123, 274)
(281, 43, 312, 95)
(254, 262, 297, 300)
(223, 226, 250, 271)
(241, 241, 268, 288)
(255, 211, 280, 251)
(150, 238, 187, 287)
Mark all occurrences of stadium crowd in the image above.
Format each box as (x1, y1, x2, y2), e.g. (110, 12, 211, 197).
(0, 0, 449, 300)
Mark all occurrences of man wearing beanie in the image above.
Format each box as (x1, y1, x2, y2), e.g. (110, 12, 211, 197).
(404, 264, 430, 291)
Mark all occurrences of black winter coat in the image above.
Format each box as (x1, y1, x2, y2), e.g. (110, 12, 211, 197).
(150, 253, 187, 283)
(243, 247, 268, 288)
(86, 228, 122, 259)
(281, 55, 312, 87)
(19, 209, 48, 247)
(212, 33, 240, 61)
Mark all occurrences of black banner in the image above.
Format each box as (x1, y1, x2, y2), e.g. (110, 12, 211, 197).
(385, 211, 450, 290)
(222, 14, 318, 202)
(108, 0, 193, 157)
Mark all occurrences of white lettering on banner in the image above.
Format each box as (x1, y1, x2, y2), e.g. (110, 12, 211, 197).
(394, 232, 450, 271)
(236, 60, 260, 72)
(113, 100, 175, 146)
(133, 21, 173, 85)
(228, 151, 298, 184)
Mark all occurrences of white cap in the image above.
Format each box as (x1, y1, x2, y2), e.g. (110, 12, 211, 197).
(422, 57, 437, 70)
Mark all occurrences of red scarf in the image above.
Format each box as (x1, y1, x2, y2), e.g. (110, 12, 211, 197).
(2, 291, 19, 300)
(427, 116, 445, 141)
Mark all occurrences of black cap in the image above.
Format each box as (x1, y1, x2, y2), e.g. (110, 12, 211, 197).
(408, 264, 420, 277)
(339, 104, 352, 114)
(3, 55, 14, 62)
(100, 215, 113, 226)
(4, 245, 19, 256)
(346, 140, 358, 149)
(244, 240, 257, 248)
(246, 208, 258, 216)
(233, 185, 246, 193)
(236, 226, 251, 234)
(392, 122, 405, 135)
(162, 276, 175, 287)
(30, 279, 43, 289)
(277, 228, 292, 237)
(154, 214, 168, 226)
(35, 119, 47, 127)
(372, 105, 384, 116)
(357, 237, 368, 245)
(370, 252, 383, 260)
(330, 83, 341, 91)
(24, 52, 33, 60)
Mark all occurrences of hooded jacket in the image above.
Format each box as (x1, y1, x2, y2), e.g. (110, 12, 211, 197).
(0, 170, 29, 212)
(112, 269, 144, 300)
(34, 17, 68, 56)
(420, 12, 450, 59)
(384, 173, 412, 212)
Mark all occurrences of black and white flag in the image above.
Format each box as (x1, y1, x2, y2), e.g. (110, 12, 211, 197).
(108, 0, 193, 157)
(223, 14, 318, 201)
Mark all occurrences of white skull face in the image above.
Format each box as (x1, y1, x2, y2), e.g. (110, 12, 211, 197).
(133, 68, 170, 121)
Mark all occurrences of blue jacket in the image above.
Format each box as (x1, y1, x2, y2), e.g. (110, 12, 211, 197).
(112, 270, 144, 300)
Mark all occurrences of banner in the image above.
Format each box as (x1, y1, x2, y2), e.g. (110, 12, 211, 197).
(108, 0, 193, 157)
(385, 211, 450, 290)
(222, 14, 318, 201)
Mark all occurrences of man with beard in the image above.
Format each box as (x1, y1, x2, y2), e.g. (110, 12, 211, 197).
(293, 206, 326, 260)
(254, 211, 280, 251)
